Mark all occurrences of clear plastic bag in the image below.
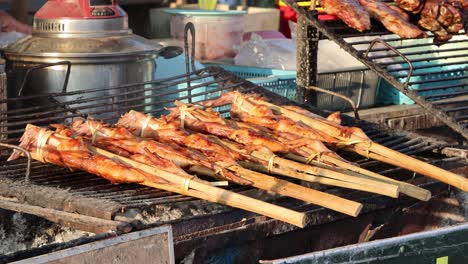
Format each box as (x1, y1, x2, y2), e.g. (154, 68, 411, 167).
(234, 33, 297, 70)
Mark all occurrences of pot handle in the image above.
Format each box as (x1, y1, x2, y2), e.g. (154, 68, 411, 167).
(17, 61, 71, 97)
(156, 46, 183, 60)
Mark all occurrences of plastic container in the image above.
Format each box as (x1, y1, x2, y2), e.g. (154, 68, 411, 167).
(147, 54, 214, 113)
(166, 9, 245, 61)
(377, 63, 466, 105)
(207, 64, 379, 111)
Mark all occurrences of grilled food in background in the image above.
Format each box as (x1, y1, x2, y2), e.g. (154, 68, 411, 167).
(313, 0, 468, 43)
(359, 0, 428, 38)
(320, 0, 371, 31)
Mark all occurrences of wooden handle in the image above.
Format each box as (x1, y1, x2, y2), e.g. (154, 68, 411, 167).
(269, 153, 399, 198)
(240, 161, 399, 198)
(258, 101, 467, 192)
(89, 147, 307, 227)
(229, 166, 363, 217)
(320, 154, 431, 201)
(352, 144, 468, 192)
(0, 198, 131, 234)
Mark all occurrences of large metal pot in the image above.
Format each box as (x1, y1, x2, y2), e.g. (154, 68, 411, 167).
(3, 3, 181, 121)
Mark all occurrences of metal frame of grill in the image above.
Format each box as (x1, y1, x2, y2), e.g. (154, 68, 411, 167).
(0, 63, 466, 230)
(0, 60, 467, 263)
(284, 0, 468, 141)
(0, 23, 466, 261)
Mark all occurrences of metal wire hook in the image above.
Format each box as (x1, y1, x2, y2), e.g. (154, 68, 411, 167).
(0, 143, 31, 183)
(306, 85, 361, 120)
(364, 38, 414, 88)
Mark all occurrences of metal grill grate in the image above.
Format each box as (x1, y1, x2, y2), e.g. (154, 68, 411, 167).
(283, 0, 468, 140)
(0, 65, 460, 210)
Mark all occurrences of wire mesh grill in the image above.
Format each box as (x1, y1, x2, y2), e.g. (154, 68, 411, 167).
(0, 65, 461, 210)
(284, 0, 468, 140)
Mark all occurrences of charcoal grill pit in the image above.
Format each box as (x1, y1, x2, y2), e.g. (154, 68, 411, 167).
(0, 66, 467, 262)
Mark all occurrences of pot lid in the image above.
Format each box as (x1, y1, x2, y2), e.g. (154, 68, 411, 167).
(4, 0, 160, 59)
(4, 34, 160, 58)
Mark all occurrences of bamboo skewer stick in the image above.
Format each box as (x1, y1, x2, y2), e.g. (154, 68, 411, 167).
(27, 147, 306, 228)
(255, 100, 468, 192)
(88, 147, 308, 227)
(249, 150, 399, 198)
(316, 154, 431, 201)
(288, 145, 431, 201)
(208, 136, 399, 198)
(189, 157, 364, 216)
(239, 161, 394, 198)
(227, 165, 363, 217)
(353, 144, 468, 192)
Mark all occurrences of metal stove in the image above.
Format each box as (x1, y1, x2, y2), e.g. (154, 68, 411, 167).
(0, 62, 466, 261)
(0, 4, 466, 261)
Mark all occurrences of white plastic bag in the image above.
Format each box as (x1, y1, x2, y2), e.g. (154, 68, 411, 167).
(0, 32, 27, 49)
(234, 33, 297, 70)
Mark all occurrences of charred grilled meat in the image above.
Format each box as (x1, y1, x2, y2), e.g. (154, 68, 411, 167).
(319, 0, 371, 32)
(359, 0, 427, 38)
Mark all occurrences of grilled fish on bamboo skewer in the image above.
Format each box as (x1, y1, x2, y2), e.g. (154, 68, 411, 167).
(163, 104, 406, 198)
(13, 125, 309, 227)
(118, 111, 401, 198)
(8, 124, 168, 185)
(219, 91, 467, 192)
(71, 119, 363, 216)
(69, 120, 251, 185)
(197, 91, 439, 199)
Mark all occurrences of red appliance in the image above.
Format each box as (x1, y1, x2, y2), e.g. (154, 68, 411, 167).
(35, 0, 125, 19)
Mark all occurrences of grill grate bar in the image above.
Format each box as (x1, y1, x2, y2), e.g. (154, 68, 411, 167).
(0, 65, 463, 216)
(409, 75, 466, 86)
(423, 90, 468, 100)
(344, 33, 466, 45)
(444, 105, 468, 113)
(366, 47, 468, 60)
(434, 99, 468, 106)
(455, 115, 468, 121)
(413, 83, 467, 93)
(393, 68, 466, 79)
(387, 61, 468, 73)
(375, 53, 468, 67)
(349, 39, 468, 52)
